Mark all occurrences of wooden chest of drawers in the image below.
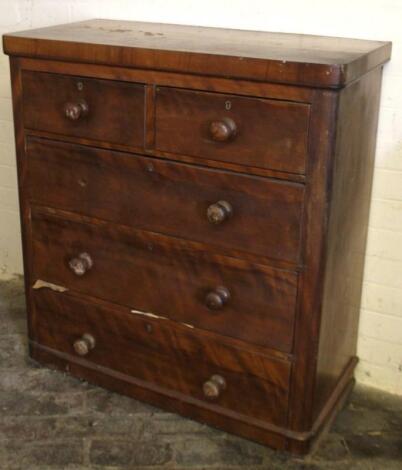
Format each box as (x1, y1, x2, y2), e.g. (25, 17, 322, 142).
(3, 20, 391, 454)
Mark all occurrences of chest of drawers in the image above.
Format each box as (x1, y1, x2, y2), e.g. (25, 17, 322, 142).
(3, 20, 391, 454)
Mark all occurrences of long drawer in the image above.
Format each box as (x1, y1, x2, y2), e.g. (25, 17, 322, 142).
(31, 210, 298, 353)
(27, 138, 304, 264)
(21, 71, 145, 147)
(155, 87, 310, 174)
(32, 288, 291, 426)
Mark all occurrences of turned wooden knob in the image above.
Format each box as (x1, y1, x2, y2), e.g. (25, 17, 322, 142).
(207, 200, 233, 225)
(73, 333, 95, 356)
(64, 100, 89, 120)
(68, 252, 93, 276)
(209, 117, 237, 142)
(203, 375, 226, 399)
(205, 286, 230, 310)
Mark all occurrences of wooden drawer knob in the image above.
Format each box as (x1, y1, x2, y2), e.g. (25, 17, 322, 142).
(209, 117, 237, 142)
(68, 252, 93, 276)
(64, 100, 89, 120)
(73, 333, 95, 356)
(205, 286, 230, 310)
(207, 200, 233, 224)
(203, 374, 226, 399)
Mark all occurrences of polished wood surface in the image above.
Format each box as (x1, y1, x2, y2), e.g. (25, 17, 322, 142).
(287, 89, 339, 453)
(3, 19, 391, 87)
(31, 209, 298, 352)
(31, 340, 291, 450)
(155, 87, 309, 174)
(19, 57, 315, 105)
(4, 19, 391, 455)
(313, 68, 383, 421)
(22, 70, 145, 147)
(32, 288, 291, 426)
(27, 138, 304, 264)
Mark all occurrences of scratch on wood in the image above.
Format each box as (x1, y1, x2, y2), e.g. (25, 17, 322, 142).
(130, 308, 195, 329)
(32, 279, 68, 292)
(130, 309, 167, 320)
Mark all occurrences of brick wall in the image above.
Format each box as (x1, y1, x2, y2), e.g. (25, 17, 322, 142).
(0, 0, 401, 394)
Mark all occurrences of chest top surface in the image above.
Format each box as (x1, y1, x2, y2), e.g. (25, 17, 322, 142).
(3, 19, 391, 88)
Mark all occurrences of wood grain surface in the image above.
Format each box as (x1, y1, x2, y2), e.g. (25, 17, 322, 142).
(27, 138, 304, 264)
(3, 20, 391, 454)
(31, 209, 298, 352)
(3, 19, 391, 87)
(22, 70, 145, 147)
(32, 288, 291, 426)
(155, 87, 309, 174)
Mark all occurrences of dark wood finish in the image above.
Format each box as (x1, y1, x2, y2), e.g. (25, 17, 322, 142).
(31, 343, 291, 450)
(3, 19, 391, 87)
(26, 138, 304, 264)
(144, 84, 156, 149)
(18, 58, 316, 105)
(31, 209, 298, 353)
(287, 89, 339, 438)
(28, 329, 356, 454)
(9, 58, 35, 341)
(313, 68, 384, 421)
(22, 70, 145, 147)
(17, 55, 312, 182)
(26, 128, 307, 183)
(4, 20, 391, 455)
(155, 87, 309, 174)
(32, 288, 291, 426)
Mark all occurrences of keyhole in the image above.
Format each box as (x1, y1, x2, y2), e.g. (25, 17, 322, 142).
(225, 100, 232, 110)
(77, 81, 84, 91)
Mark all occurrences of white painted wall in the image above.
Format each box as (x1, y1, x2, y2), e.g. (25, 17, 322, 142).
(0, 0, 401, 395)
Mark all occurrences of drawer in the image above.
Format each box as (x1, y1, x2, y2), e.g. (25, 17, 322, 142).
(155, 87, 310, 174)
(32, 288, 291, 426)
(31, 211, 298, 353)
(27, 138, 304, 264)
(21, 71, 145, 147)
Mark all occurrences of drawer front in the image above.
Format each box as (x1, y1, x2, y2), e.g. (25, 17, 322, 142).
(22, 71, 145, 147)
(27, 138, 304, 264)
(32, 288, 290, 426)
(31, 212, 298, 353)
(155, 87, 310, 174)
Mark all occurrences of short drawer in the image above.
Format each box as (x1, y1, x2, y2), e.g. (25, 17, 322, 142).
(155, 87, 310, 174)
(31, 211, 298, 353)
(21, 71, 145, 147)
(32, 288, 291, 426)
(27, 138, 304, 264)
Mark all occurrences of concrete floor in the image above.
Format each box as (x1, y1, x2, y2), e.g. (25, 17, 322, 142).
(1, 277, 401, 469)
